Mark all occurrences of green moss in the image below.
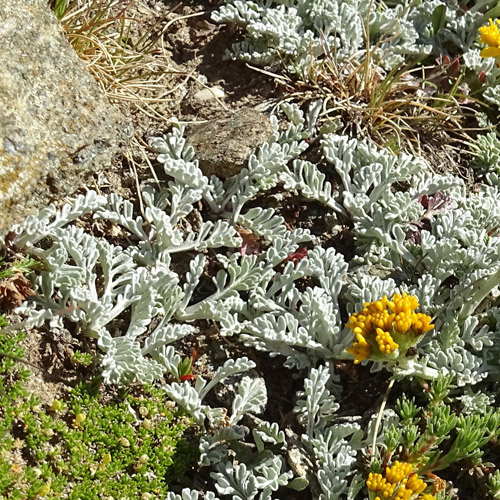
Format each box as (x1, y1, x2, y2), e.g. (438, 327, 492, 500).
(0, 322, 199, 500)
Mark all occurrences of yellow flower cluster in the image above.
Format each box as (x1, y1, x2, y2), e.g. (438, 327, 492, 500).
(367, 461, 436, 500)
(479, 18, 500, 58)
(346, 293, 434, 364)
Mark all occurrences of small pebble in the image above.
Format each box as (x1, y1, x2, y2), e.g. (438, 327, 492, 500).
(193, 86, 225, 102)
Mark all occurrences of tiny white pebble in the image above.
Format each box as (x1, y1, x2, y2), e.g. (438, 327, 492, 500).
(193, 86, 225, 102)
(119, 437, 130, 447)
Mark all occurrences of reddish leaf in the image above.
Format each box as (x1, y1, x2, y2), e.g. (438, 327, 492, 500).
(437, 54, 450, 65)
(447, 57, 460, 77)
(238, 229, 261, 256)
(284, 247, 308, 264)
(418, 194, 429, 209)
(418, 192, 450, 212)
(478, 71, 487, 84)
(180, 374, 197, 382)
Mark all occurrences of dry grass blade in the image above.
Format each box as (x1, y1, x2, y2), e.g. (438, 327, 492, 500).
(58, 0, 184, 114)
(50, 0, 211, 186)
(260, 5, 482, 170)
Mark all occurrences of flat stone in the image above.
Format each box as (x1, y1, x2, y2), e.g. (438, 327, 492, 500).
(186, 109, 273, 178)
(0, 0, 133, 235)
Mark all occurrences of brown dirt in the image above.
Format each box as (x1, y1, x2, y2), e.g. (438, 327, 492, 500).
(20, 328, 72, 406)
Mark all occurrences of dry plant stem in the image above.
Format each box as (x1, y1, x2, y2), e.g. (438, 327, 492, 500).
(371, 377, 395, 464)
(59, 0, 193, 123)
(246, 63, 290, 84)
(0, 351, 40, 370)
(136, 135, 161, 188)
(125, 146, 145, 220)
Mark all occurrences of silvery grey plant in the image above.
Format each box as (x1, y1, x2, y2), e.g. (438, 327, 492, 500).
(10, 95, 500, 498)
(211, 0, 497, 77)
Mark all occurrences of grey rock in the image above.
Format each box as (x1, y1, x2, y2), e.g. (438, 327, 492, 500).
(186, 109, 273, 178)
(0, 0, 133, 235)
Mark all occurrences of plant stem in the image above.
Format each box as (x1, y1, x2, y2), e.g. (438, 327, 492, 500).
(458, 267, 500, 320)
(371, 377, 395, 464)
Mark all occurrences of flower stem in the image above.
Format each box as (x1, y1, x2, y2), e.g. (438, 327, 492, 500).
(371, 377, 395, 464)
(458, 267, 500, 321)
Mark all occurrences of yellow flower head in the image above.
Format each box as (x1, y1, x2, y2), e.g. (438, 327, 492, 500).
(371, 310, 395, 331)
(411, 312, 435, 335)
(388, 292, 418, 314)
(366, 472, 386, 491)
(394, 486, 413, 500)
(346, 333, 372, 364)
(479, 19, 500, 58)
(406, 473, 427, 495)
(366, 461, 433, 500)
(385, 461, 414, 484)
(346, 293, 434, 364)
(393, 312, 412, 333)
(366, 472, 396, 497)
(375, 328, 399, 355)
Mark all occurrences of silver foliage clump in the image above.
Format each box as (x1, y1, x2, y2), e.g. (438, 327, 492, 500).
(212, 0, 426, 74)
(10, 95, 500, 497)
(294, 365, 364, 500)
(211, 0, 493, 76)
(320, 133, 500, 384)
(11, 103, 316, 385)
(469, 131, 500, 185)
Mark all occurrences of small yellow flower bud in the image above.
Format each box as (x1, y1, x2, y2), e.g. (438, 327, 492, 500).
(137, 454, 149, 465)
(37, 482, 51, 496)
(50, 400, 63, 411)
(139, 406, 149, 417)
(72, 413, 86, 427)
(142, 418, 153, 429)
(102, 453, 112, 465)
(141, 493, 153, 500)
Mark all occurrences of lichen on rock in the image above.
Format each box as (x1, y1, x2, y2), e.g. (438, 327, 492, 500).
(0, 0, 133, 235)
